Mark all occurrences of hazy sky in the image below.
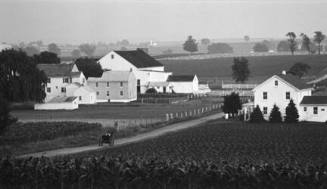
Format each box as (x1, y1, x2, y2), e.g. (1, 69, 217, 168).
(1, 0, 327, 44)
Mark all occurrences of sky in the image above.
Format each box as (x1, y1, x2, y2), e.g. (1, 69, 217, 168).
(1, 0, 327, 44)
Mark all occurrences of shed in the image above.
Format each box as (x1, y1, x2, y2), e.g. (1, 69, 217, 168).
(34, 96, 79, 110)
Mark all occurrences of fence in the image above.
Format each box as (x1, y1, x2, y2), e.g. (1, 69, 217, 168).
(222, 83, 257, 90)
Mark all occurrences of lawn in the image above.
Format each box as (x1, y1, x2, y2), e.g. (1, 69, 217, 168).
(160, 54, 327, 84)
(78, 120, 327, 165)
(12, 98, 221, 121)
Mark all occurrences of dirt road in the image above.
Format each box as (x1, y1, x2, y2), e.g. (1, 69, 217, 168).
(19, 112, 224, 158)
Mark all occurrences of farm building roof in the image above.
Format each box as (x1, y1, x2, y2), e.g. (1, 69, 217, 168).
(277, 74, 311, 90)
(115, 49, 163, 68)
(88, 71, 133, 82)
(300, 96, 327, 105)
(167, 75, 196, 82)
(48, 96, 77, 103)
(37, 63, 80, 77)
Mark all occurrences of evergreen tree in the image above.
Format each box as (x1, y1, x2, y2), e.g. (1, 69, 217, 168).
(284, 99, 299, 123)
(269, 104, 282, 123)
(250, 105, 265, 123)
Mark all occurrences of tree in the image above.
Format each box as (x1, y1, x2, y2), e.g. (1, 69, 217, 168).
(277, 41, 290, 52)
(222, 92, 242, 118)
(33, 51, 60, 64)
(75, 57, 103, 78)
(0, 94, 17, 135)
(79, 44, 96, 57)
(71, 49, 81, 59)
(249, 105, 265, 123)
(313, 31, 326, 55)
(201, 38, 210, 46)
(0, 49, 47, 102)
(284, 99, 299, 123)
(269, 104, 282, 123)
(287, 62, 311, 78)
(300, 33, 311, 54)
(253, 43, 269, 52)
(244, 35, 250, 42)
(207, 43, 233, 54)
(286, 32, 297, 55)
(119, 39, 130, 47)
(48, 43, 61, 55)
(232, 57, 250, 83)
(183, 35, 198, 54)
(23, 46, 40, 56)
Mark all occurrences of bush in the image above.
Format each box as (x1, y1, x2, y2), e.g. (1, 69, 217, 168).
(284, 99, 299, 123)
(250, 105, 265, 123)
(269, 104, 282, 123)
(145, 88, 157, 94)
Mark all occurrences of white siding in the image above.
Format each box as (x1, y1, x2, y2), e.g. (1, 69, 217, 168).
(34, 100, 79, 110)
(299, 105, 327, 122)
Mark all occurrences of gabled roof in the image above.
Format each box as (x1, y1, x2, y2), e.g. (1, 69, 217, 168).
(37, 63, 79, 77)
(300, 96, 327, 105)
(277, 74, 311, 90)
(167, 75, 196, 82)
(115, 49, 163, 68)
(88, 71, 133, 82)
(48, 96, 77, 103)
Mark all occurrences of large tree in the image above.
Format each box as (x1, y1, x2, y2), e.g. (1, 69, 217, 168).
(74, 57, 103, 78)
(23, 46, 40, 56)
(222, 92, 242, 118)
(0, 49, 47, 102)
(48, 43, 61, 55)
(287, 62, 311, 78)
(33, 51, 60, 64)
(79, 44, 96, 57)
(286, 32, 297, 55)
(201, 38, 210, 46)
(207, 43, 233, 54)
(313, 31, 326, 55)
(232, 57, 250, 83)
(300, 33, 311, 54)
(183, 35, 198, 54)
(253, 43, 269, 52)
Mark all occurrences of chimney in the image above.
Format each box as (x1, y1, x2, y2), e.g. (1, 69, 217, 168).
(282, 70, 287, 75)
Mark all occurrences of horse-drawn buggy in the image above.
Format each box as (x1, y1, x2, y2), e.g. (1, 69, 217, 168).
(98, 131, 115, 146)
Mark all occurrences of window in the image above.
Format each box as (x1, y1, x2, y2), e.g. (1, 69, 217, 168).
(79, 96, 82, 101)
(304, 107, 307, 112)
(107, 82, 109, 87)
(111, 54, 114, 59)
(322, 108, 325, 111)
(286, 92, 290, 100)
(263, 107, 268, 114)
(96, 82, 98, 87)
(47, 87, 51, 93)
(314, 107, 318, 114)
(120, 91, 123, 96)
(120, 82, 123, 87)
(96, 91, 99, 96)
(61, 87, 66, 93)
(107, 91, 109, 96)
(275, 80, 278, 86)
(63, 78, 69, 83)
(263, 92, 267, 100)
(47, 78, 51, 83)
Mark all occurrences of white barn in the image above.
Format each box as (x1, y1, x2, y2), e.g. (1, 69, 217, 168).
(253, 74, 312, 120)
(300, 96, 327, 122)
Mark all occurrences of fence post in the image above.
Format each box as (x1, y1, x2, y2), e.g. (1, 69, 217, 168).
(185, 111, 188, 117)
(166, 114, 169, 122)
(170, 113, 174, 120)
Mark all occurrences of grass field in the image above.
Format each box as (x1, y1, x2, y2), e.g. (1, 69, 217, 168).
(160, 54, 327, 84)
(78, 120, 327, 165)
(12, 98, 221, 121)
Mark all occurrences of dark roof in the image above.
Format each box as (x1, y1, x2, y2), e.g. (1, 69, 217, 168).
(115, 49, 163, 68)
(277, 74, 311, 90)
(37, 64, 78, 77)
(300, 96, 327, 105)
(167, 75, 195, 82)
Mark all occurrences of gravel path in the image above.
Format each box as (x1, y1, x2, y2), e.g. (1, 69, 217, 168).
(19, 112, 224, 158)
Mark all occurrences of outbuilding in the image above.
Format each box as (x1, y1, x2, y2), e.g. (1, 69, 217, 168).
(167, 75, 199, 94)
(300, 96, 327, 122)
(34, 96, 79, 110)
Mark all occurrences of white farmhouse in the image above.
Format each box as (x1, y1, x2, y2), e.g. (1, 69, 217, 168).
(97, 49, 172, 94)
(300, 96, 327, 122)
(253, 74, 312, 120)
(167, 75, 199, 94)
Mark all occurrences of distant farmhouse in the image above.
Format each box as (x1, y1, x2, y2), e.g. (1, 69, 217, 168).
(97, 49, 199, 94)
(252, 71, 327, 122)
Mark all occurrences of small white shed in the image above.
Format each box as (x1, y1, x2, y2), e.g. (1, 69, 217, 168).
(167, 75, 199, 94)
(34, 96, 79, 110)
